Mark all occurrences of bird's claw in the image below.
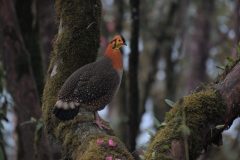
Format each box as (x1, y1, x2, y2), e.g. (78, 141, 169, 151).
(94, 119, 110, 130)
(94, 112, 111, 130)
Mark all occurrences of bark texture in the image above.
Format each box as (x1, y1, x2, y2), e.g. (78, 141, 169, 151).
(0, 0, 52, 159)
(42, 0, 133, 159)
(145, 60, 240, 160)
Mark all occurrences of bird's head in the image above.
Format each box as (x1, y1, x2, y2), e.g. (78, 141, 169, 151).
(104, 35, 126, 71)
(110, 35, 127, 49)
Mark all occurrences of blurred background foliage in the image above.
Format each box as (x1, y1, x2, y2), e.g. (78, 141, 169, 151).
(0, 0, 240, 159)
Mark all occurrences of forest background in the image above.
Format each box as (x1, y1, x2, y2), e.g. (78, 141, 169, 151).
(0, 0, 240, 160)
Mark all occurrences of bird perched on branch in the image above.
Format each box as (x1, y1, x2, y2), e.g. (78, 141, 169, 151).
(53, 35, 126, 129)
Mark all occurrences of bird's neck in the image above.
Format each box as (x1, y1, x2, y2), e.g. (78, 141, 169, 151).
(104, 45, 123, 71)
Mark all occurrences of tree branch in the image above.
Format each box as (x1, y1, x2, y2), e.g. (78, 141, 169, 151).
(145, 60, 240, 160)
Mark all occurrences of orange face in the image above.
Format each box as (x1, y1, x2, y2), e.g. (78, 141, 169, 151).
(110, 35, 127, 49)
(104, 35, 126, 70)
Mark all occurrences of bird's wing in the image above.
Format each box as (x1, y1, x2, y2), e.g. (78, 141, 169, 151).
(73, 67, 120, 105)
(58, 59, 120, 106)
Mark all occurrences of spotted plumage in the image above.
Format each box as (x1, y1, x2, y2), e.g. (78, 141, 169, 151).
(53, 35, 126, 126)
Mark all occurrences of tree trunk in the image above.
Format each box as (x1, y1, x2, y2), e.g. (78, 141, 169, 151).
(36, 0, 57, 73)
(15, 0, 44, 96)
(42, 0, 133, 159)
(186, 1, 214, 91)
(128, 0, 140, 151)
(0, 0, 52, 159)
(145, 60, 240, 160)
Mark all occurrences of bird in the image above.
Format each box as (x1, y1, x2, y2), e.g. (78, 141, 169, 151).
(53, 35, 126, 129)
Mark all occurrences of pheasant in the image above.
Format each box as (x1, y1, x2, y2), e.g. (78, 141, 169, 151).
(53, 35, 126, 129)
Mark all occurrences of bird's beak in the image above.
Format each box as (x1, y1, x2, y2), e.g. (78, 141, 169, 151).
(123, 42, 127, 46)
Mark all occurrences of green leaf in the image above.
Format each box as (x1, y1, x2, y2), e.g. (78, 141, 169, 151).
(151, 152, 156, 159)
(215, 124, 225, 130)
(216, 65, 225, 70)
(226, 57, 234, 64)
(139, 155, 145, 160)
(164, 99, 175, 107)
(21, 117, 37, 126)
(34, 120, 44, 147)
(146, 129, 155, 137)
(180, 124, 191, 137)
(153, 117, 161, 128)
(158, 122, 166, 129)
(36, 122, 43, 133)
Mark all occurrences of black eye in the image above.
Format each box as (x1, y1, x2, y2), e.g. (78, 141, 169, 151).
(118, 39, 121, 42)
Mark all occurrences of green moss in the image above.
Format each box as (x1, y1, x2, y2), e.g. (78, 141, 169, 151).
(74, 136, 133, 160)
(216, 57, 240, 83)
(145, 88, 227, 160)
(42, 0, 101, 134)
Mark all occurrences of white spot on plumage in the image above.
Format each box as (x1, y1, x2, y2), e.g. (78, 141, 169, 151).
(69, 102, 75, 109)
(55, 100, 63, 108)
(62, 102, 68, 110)
(74, 102, 80, 106)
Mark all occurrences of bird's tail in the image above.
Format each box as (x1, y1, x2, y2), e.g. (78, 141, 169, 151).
(53, 100, 80, 120)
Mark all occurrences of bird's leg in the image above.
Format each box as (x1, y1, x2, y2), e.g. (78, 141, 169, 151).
(94, 112, 110, 130)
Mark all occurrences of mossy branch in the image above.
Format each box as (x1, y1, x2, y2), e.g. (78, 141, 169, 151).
(42, 0, 133, 159)
(145, 62, 240, 160)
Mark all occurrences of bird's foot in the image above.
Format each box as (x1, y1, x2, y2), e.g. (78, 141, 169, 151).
(95, 119, 110, 130)
(94, 112, 110, 130)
